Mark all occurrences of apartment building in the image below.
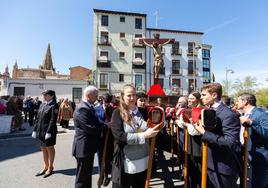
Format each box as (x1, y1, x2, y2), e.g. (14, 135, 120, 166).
(92, 9, 212, 95)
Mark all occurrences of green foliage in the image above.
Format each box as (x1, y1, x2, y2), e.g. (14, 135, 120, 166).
(256, 88, 268, 107)
(231, 76, 258, 97)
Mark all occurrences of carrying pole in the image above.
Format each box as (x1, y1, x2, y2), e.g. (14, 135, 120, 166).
(243, 127, 249, 188)
(97, 128, 110, 188)
(184, 128, 189, 188)
(201, 142, 208, 188)
(145, 136, 156, 188)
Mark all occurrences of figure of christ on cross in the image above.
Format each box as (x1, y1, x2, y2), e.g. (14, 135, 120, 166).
(140, 33, 174, 84)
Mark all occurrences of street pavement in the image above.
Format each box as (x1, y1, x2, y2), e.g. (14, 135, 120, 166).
(0, 121, 184, 188)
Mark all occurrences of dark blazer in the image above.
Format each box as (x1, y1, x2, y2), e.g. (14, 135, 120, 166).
(249, 107, 268, 187)
(34, 102, 57, 139)
(138, 107, 148, 121)
(201, 103, 241, 175)
(72, 100, 101, 158)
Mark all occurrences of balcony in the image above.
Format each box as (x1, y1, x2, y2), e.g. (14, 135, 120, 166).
(133, 58, 146, 69)
(98, 37, 111, 46)
(188, 71, 198, 76)
(99, 85, 108, 91)
(187, 49, 198, 56)
(97, 56, 111, 68)
(171, 48, 182, 56)
(132, 39, 145, 48)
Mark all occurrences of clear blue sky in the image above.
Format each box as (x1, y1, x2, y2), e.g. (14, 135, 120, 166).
(1, 0, 267, 87)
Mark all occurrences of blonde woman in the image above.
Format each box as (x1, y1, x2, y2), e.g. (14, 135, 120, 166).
(109, 84, 162, 188)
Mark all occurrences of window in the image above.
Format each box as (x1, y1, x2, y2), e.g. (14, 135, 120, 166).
(120, 16, 125, 22)
(135, 75, 142, 89)
(101, 15, 108, 26)
(172, 60, 180, 74)
(135, 18, 142, 29)
(188, 42, 195, 53)
(72, 88, 82, 103)
(172, 42, 180, 55)
(134, 34, 143, 46)
(100, 51, 108, 58)
(100, 31, 109, 44)
(119, 74, 124, 82)
(203, 59, 210, 68)
(188, 79, 196, 94)
(134, 53, 143, 64)
(13, 87, 25, 96)
(172, 79, 181, 95)
(172, 79, 181, 87)
(188, 60, 196, 75)
(203, 71, 211, 82)
(119, 52, 125, 59)
(135, 53, 142, 59)
(135, 34, 142, 38)
(100, 73, 108, 89)
(120, 32, 125, 39)
(99, 51, 109, 62)
(202, 49, 210, 58)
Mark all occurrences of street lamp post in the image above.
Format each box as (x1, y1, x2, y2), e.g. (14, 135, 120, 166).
(193, 44, 202, 91)
(225, 68, 234, 96)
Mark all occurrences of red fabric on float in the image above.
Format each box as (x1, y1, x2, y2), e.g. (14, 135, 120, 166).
(146, 84, 166, 96)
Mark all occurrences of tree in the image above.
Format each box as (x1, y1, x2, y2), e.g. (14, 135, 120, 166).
(256, 88, 268, 107)
(232, 76, 258, 97)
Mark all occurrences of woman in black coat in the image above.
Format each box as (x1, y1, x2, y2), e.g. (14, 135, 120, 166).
(32, 90, 58, 178)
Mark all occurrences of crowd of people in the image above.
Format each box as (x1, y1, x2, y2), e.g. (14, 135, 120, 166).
(69, 83, 268, 188)
(2, 82, 267, 188)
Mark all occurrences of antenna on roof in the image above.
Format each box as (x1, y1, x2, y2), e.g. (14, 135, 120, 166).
(154, 11, 159, 28)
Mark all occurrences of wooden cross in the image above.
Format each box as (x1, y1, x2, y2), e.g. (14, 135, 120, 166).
(139, 33, 175, 84)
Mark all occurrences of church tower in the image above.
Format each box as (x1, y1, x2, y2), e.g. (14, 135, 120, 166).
(42, 43, 55, 71)
(12, 60, 18, 78)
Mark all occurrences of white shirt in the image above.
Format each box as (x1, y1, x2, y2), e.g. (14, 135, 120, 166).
(240, 106, 255, 145)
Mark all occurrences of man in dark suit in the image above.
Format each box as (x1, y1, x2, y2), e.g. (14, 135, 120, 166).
(72, 86, 101, 188)
(237, 93, 268, 188)
(195, 83, 241, 188)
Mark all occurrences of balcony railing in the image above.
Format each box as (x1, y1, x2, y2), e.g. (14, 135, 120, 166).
(171, 48, 182, 56)
(187, 49, 198, 56)
(97, 56, 111, 68)
(98, 37, 111, 46)
(188, 71, 198, 76)
(99, 85, 108, 91)
(132, 39, 145, 47)
(133, 58, 146, 69)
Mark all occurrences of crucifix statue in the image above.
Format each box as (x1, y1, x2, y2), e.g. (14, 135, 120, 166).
(140, 33, 174, 84)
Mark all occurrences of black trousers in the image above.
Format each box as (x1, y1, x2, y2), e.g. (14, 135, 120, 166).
(75, 155, 95, 188)
(188, 156, 202, 188)
(112, 170, 147, 188)
(207, 169, 238, 188)
(97, 129, 114, 176)
(60, 120, 69, 128)
(28, 110, 35, 126)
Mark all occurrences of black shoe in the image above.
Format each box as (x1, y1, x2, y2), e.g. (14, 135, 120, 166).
(43, 169, 53, 178)
(35, 169, 47, 176)
(18, 127, 26, 131)
(103, 177, 110, 186)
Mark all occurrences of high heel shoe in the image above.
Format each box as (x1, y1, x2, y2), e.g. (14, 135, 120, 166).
(35, 169, 47, 176)
(43, 168, 54, 178)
